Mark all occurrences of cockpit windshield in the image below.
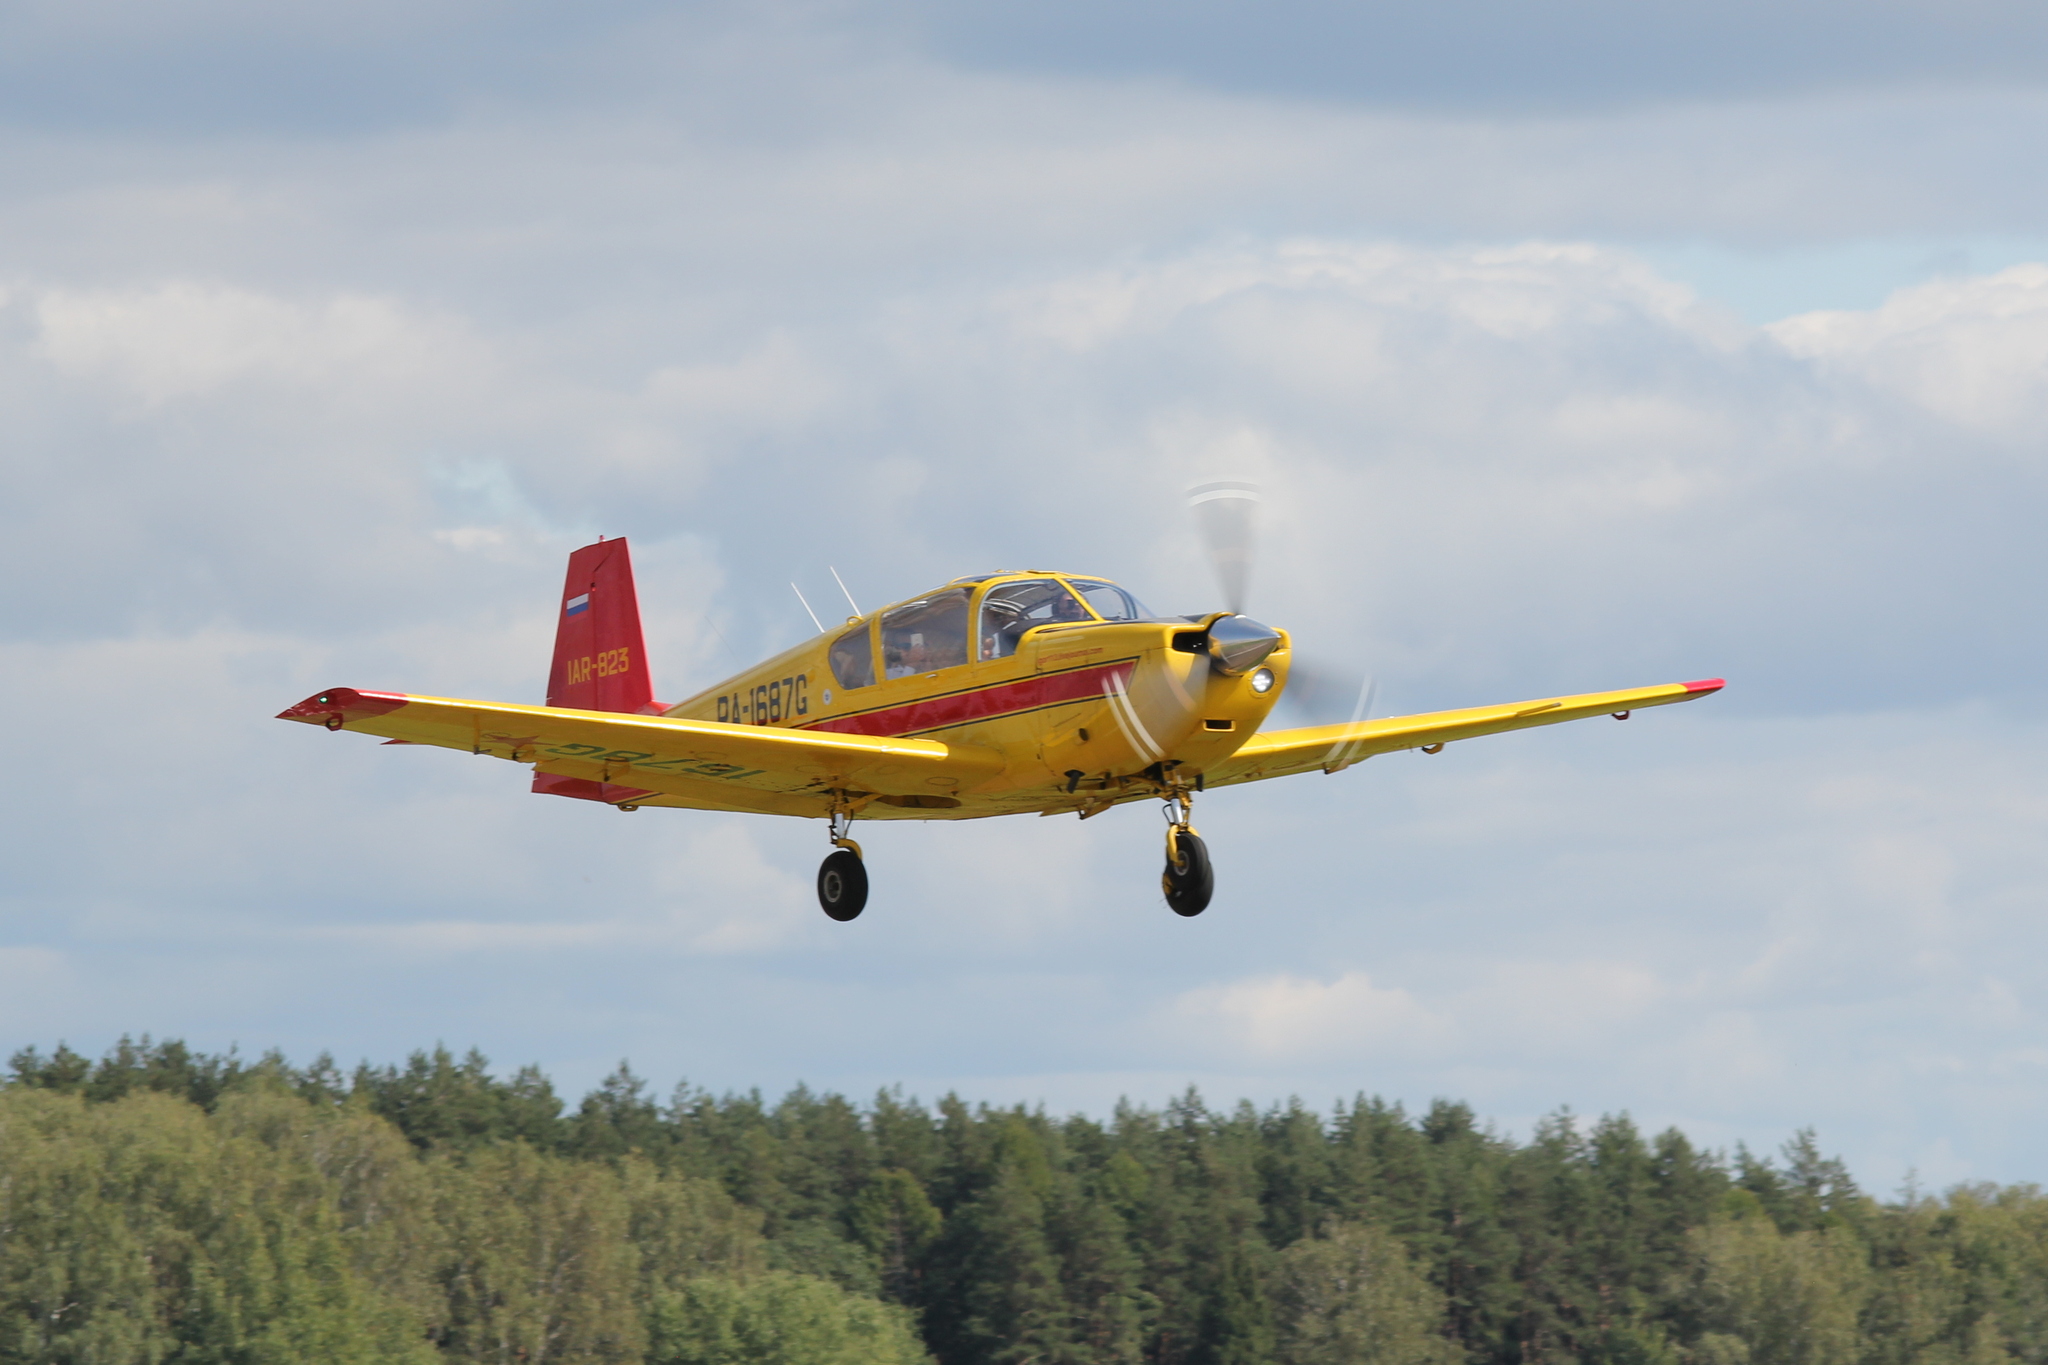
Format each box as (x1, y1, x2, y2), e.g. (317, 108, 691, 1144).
(1065, 579, 1152, 622)
(978, 579, 1090, 659)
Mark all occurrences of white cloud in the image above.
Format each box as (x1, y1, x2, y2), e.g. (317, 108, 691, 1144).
(33, 281, 486, 407)
(1769, 264, 2048, 436)
(1164, 958, 1669, 1068)
(1168, 970, 1447, 1060)
(310, 919, 618, 953)
(299, 825, 814, 958)
(648, 821, 820, 953)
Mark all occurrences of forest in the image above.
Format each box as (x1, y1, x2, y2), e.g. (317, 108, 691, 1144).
(1, 1037, 2042, 1365)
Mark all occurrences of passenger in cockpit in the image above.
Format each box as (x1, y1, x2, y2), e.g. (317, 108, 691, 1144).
(880, 588, 972, 679)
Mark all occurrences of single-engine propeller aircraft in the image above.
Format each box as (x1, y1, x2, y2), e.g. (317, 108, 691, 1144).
(278, 494, 1721, 920)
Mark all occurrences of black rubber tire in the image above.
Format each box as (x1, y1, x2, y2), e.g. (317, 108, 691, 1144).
(817, 849, 868, 921)
(1162, 830, 1214, 917)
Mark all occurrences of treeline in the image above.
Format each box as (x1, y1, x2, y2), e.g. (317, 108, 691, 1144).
(3, 1038, 2044, 1365)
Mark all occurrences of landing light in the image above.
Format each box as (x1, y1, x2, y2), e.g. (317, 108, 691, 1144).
(1250, 667, 1275, 694)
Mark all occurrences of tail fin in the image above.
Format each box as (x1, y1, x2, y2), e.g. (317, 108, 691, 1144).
(546, 537, 657, 715)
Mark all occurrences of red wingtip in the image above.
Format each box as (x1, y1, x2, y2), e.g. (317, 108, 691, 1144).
(1682, 678, 1726, 694)
(275, 687, 410, 723)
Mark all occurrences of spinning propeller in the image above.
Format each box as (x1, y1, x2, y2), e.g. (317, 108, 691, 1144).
(1184, 481, 1374, 729)
(1184, 480, 1282, 675)
(1188, 480, 1259, 616)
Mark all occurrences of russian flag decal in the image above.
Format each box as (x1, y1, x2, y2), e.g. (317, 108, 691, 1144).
(565, 593, 590, 616)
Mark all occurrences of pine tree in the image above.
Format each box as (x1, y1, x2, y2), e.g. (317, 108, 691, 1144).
(852, 1169, 944, 1304)
(926, 1155, 1070, 1364)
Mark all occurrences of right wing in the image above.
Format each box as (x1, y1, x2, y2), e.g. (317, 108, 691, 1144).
(276, 687, 1002, 812)
(1207, 678, 1723, 788)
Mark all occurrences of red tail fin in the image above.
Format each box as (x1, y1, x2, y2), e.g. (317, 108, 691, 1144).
(546, 537, 657, 715)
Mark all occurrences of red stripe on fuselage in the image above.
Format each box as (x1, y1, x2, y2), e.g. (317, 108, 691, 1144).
(804, 660, 1135, 738)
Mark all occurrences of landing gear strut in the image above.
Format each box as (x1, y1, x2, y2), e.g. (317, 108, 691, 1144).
(1161, 790, 1214, 917)
(818, 808, 867, 921)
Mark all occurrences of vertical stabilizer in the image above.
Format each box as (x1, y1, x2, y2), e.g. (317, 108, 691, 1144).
(546, 537, 656, 715)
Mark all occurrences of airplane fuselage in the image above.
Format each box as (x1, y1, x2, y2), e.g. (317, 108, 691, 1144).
(654, 572, 1290, 820)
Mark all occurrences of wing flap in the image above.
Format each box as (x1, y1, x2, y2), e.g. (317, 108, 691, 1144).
(1209, 678, 1723, 787)
(277, 688, 1002, 804)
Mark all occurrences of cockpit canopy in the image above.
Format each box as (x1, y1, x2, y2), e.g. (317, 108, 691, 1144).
(976, 579, 1087, 659)
(826, 574, 1156, 689)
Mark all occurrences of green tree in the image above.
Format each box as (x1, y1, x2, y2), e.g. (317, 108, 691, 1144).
(646, 1271, 930, 1365)
(1946, 1183, 2048, 1361)
(1189, 1230, 1273, 1365)
(356, 1047, 563, 1153)
(851, 1169, 944, 1303)
(1043, 1177, 1151, 1363)
(1860, 1184, 2027, 1365)
(1418, 1100, 1516, 1360)
(927, 1145, 1071, 1364)
(1691, 1215, 1869, 1365)
(26, 1035, 2048, 1365)
(1272, 1220, 1460, 1365)
(570, 1064, 671, 1163)
(623, 1155, 766, 1296)
(0, 1088, 180, 1363)
(0, 1086, 434, 1365)
(1257, 1100, 1337, 1250)
(5, 1041, 92, 1094)
(430, 1142, 643, 1363)
(277, 1089, 450, 1341)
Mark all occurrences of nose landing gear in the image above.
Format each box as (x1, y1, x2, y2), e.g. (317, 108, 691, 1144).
(1161, 790, 1214, 917)
(818, 807, 867, 921)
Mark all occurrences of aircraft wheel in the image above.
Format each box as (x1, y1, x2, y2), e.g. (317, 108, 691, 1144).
(1162, 830, 1213, 917)
(817, 849, 868, 922)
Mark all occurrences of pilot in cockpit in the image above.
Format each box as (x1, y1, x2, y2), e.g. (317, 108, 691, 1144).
(980, 579, 1091, 661)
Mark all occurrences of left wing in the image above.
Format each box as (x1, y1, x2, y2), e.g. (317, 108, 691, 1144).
(1207, 678, 1723, 788)
(276, 687, 1002, 811)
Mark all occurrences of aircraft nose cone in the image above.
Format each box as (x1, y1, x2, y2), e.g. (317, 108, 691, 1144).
(1205, 614, 1282, 675)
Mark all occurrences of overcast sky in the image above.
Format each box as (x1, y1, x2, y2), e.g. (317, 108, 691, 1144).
(5, 0, 2048, 1188)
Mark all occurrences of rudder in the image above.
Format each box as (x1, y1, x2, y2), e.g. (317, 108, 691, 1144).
(546, 537, 657, 715)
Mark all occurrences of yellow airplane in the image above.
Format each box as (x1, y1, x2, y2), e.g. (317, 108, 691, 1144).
(278, 524, 1721, 920)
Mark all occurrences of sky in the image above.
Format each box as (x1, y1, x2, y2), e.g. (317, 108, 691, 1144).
(5, 0, 2048, 1190)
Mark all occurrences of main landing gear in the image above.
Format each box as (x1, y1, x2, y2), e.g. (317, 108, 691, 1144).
(814, 792, 1218, 921)
(1161, 790, 1214, 917)
(817, 809, 868, 921)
